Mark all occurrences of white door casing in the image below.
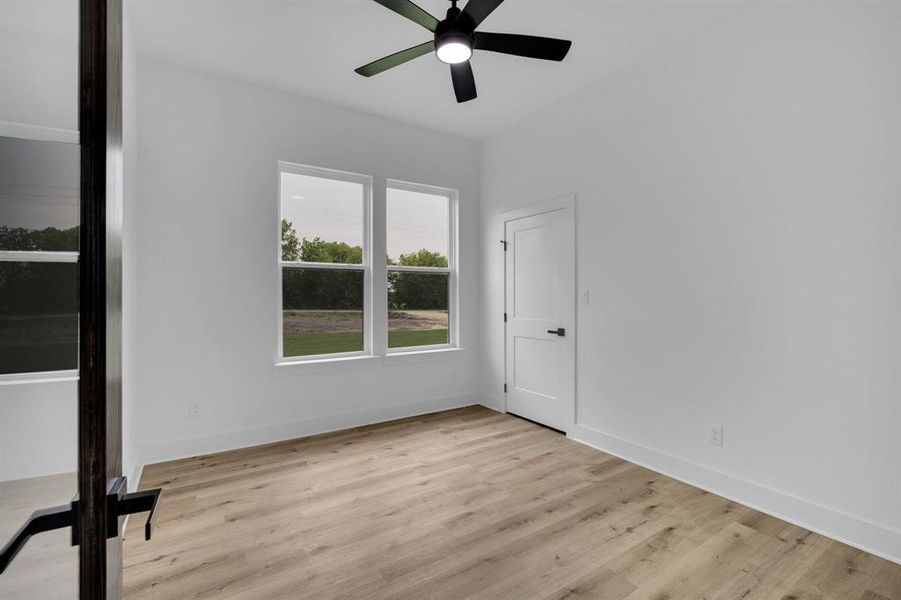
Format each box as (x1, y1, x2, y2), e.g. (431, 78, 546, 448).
(504, 197, 575, 432)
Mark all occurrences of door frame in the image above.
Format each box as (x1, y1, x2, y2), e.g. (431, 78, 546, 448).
(501, 195, 576, 433)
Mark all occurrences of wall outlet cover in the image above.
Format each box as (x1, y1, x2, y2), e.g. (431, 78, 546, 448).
(708, 424, 723, 447)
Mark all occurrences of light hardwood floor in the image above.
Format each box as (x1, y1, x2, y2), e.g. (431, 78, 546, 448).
(123, 406, 901, 599)
(0, 473, 78, 600)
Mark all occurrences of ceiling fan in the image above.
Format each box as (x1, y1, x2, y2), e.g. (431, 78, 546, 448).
(355, 0, 573, 103)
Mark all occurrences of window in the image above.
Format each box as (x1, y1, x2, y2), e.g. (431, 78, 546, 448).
(276, 164, 457, 364)
(0, 137, 79, 378)
(278, 163, 371, 360)
(387, 181, 456, 351)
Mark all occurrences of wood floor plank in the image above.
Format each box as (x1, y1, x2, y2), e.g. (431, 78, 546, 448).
(123, 407, 901, 599)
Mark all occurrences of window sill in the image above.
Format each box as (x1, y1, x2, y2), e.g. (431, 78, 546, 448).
(272, 347, 465, 375)
(0, 370, 79, 386)
(273, 354, 382, 375)
(384, 347, 464, 365)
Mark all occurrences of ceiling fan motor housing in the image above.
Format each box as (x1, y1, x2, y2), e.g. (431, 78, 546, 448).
(435, 6, 475, 52)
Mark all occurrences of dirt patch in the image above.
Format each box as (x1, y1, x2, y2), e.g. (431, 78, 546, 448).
(388, 310, 448, 332)
(283, 311, 361, 334)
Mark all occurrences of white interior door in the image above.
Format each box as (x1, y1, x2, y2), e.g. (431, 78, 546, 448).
(504, 205, 574, 432)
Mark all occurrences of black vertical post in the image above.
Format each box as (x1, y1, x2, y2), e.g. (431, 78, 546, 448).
(79, 0, 124, 597)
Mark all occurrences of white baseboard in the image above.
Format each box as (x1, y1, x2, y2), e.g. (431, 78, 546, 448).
(569, 423, 901, 565)
(478, 392, 505, 412)
(139, 393, 480, 467)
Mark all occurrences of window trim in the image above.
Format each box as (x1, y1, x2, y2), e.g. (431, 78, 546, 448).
(0, 249, 80, 383)
(385, 179, 459, 354)
(0, 250, 79, 263)
(0, 369, 79, 386)
(276, 161, 373, 364)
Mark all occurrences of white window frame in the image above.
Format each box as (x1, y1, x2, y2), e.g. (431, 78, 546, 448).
(276, 162, 373, 364)
(0, 249, 80, 384)
(385, 179, 459, 354)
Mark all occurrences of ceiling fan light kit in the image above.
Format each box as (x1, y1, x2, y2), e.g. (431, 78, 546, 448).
(436, 41, 472, 64)
(356, 0, 573, 103)
(435, 3, 474, 64)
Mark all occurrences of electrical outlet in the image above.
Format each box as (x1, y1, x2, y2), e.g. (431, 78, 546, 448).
(579, 288, 590, 306)
(708, 424, 723, 447)
(189, 402, 201, 418)
(450, 370, 457, 382)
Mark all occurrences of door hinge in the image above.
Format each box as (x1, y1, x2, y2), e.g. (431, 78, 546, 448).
(504, 383, 507, 393)
(500, 240, 507, 251)
(504, 312, 507, 322)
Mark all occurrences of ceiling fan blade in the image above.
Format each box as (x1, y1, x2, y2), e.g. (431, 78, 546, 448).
(355, 41, 435, 77)
(474, 32, 572, 61)
(459, 0, 505, 31)
(372, 0, 439, 32)
(450, 62, 477, 103)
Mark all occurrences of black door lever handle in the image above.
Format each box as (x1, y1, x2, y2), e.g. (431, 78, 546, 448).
(547, 328, 565, 336)
(107, 476, 162, 541)
(0, 504, 73, 574)
(119, 489, 163, 541)
(1, 476, 162, 575)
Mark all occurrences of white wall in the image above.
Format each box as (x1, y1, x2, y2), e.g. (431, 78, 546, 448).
(0, 0, 79, 482)
(0, 380, 77, 481)
(0, 0, 78, 140)
(132, 59, 481, 465)
(480, 2, 901, 561)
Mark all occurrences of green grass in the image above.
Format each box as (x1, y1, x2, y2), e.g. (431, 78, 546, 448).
(283, 329, 448, 357)
(283, 330, 363, 357)
(388, 328, 448, 349)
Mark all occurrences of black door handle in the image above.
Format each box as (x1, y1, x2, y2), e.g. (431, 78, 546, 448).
(1, 476, 162, 575)
(0, 504, 73, 574)
(106, 476, 163, 541)
(120, 489, 162, 541)
(547, 328, 565, 336)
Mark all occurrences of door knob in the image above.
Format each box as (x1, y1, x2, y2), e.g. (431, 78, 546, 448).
(547, 328, 565, 336)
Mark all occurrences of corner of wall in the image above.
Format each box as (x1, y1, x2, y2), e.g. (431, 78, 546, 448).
(477, 393, 504, 413)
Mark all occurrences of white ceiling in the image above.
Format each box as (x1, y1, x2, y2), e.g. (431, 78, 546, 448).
(128, 0, 741, 139)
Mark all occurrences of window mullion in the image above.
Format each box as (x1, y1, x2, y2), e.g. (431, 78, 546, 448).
(371, 177, 388, 356)
(280, 261, 364, 271)
(387, 266, 451, 274)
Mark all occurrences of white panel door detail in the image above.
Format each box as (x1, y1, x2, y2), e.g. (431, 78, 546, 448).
(505, 206, 573, 432)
